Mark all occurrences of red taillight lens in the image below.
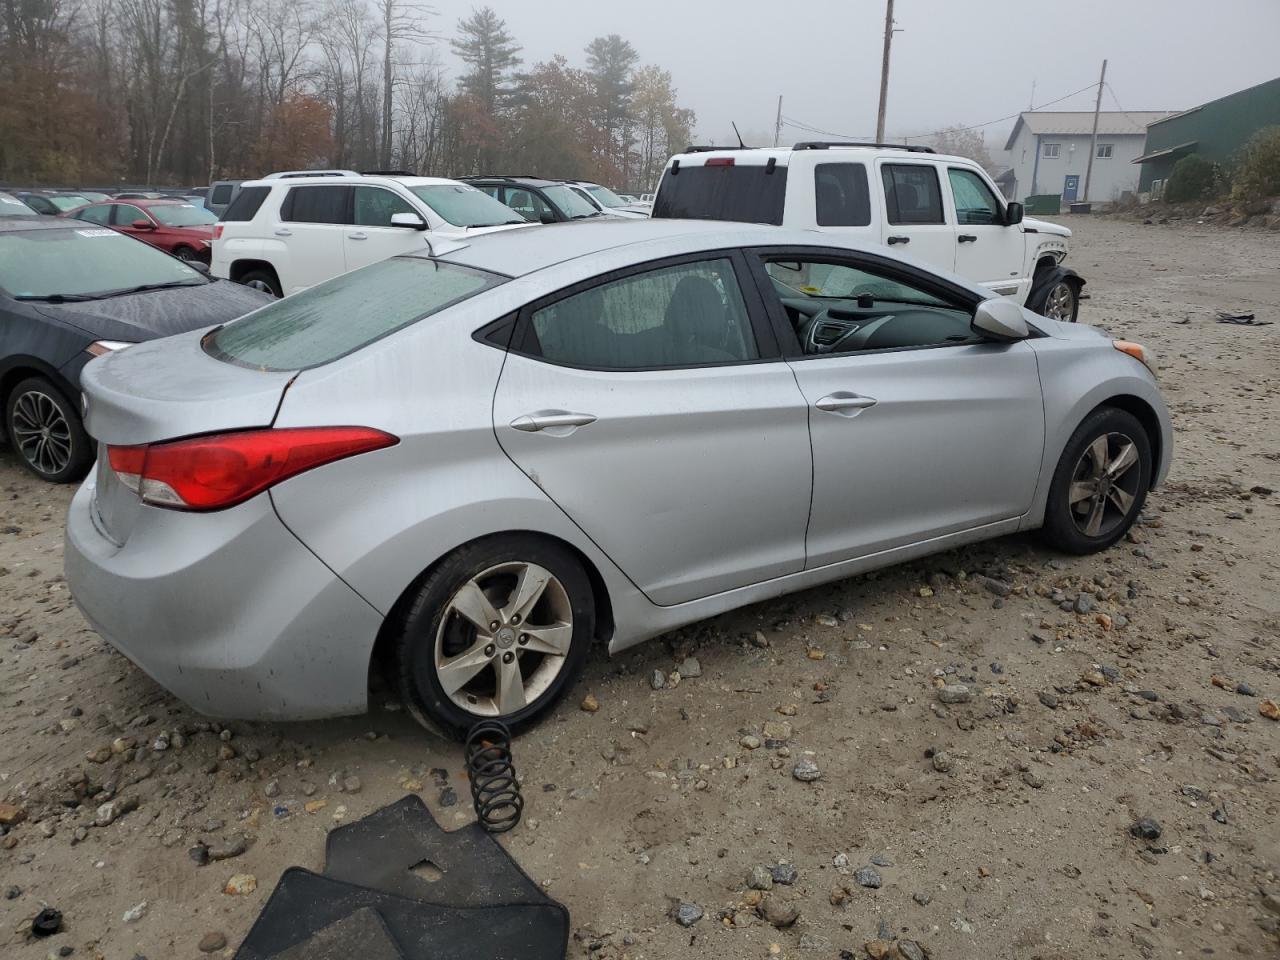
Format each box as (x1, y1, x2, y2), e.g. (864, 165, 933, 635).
(705, 157, 735, 167)
(106, 427, 397, 511)
(212, 224, 224, 240)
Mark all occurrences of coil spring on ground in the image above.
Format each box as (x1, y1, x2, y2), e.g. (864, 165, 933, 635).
(464, 719, 523, 833)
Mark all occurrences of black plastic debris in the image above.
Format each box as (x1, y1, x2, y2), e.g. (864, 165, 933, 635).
(1216, 311, 1271, 326)
(32, 906, 62, 937)
(233, 795, 568, 960)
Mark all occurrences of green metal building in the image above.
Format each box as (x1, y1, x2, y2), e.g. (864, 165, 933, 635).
(1135, 75, 1280, 192)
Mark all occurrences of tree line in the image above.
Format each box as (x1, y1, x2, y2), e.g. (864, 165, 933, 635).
(0, 0, 695, 192)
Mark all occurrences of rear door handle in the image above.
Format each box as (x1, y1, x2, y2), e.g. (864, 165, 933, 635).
(815, 393, 878, 416)
(348, 232, 369, 241)
(510, 411, 597, 434)
(958, 234, 978, 243)
(887, 235, 910, 245)
(273, 228, 292, 237)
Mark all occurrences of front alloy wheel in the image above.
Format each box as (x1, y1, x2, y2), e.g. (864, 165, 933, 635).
(1067, 432, 1142, 538)
(5, 377, 93, 482)
(1042, 281, 1077, 322)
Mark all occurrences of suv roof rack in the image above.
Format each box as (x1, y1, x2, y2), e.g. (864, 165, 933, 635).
(682, 145, 754, 153)
(792, 141, 936, 153)
(262, 169, 360, 179)
(360, 169, 417, 177)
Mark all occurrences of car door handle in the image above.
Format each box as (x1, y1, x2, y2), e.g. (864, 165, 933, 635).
(958, 234, 978, 243)
(815, 393, 878, 415)
(274, 228, 292, 237)
(887, 235, 910, 245)
(509, 411, 597, 434)
(348, 232, 369, 240)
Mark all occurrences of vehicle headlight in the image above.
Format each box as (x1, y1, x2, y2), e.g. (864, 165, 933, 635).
(85, 340, 135, 357)
(1113, 340, 1156, 375)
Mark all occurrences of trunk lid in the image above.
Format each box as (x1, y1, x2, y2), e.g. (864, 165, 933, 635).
(82, 328, 296, 544)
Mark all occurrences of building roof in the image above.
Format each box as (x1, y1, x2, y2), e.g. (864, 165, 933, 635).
(1132, 140, 1199, 165)
(1004, 111, 1176, 150)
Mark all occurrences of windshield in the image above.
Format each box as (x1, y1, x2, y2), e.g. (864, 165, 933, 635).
(0, 228, 205, 298)
(149, 203, 217, 227)
(408, 184, 525, 228)
(652, 164, 789, 226)
(0, 194, 38, 216)
(542, 184, 600, 219)
(49, 196, 90, 212)
(206, 257, 506, 370)
(584, 184, 627, 208)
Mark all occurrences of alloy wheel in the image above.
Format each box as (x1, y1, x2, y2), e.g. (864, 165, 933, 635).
(10, 389, 73, 477)
(434, 561, 574, 718)
(1068, 432, 1142, 538)
(246, 279, 273, 293)
(1044, 281, 1076, 321)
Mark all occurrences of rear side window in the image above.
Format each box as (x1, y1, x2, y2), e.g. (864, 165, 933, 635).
(221, 186, 269, 222)
(814, 163, 871, 227)
(652, 164, 789, 226)
(881, 164, 944, 225)
(204, 257, 506, 371)
(282, 185, 350, 224)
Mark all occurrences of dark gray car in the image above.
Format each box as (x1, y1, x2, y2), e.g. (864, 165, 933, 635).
(0, 218, 271, 481)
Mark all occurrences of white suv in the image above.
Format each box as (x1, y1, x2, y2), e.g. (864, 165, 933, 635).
(652, 143, 1083, 321)
(211, 170, 532, 297)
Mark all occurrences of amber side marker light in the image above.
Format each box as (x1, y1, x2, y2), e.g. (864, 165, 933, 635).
(1113, 340, 1157, 374)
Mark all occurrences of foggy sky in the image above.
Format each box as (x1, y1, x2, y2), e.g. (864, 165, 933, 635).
(426, 0, 1280, 149)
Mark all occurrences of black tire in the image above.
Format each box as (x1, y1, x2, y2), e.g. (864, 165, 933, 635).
(1028, 270, 1081, 322)
(395, 534, 595, 739)
(239, 268, 281, 298)
(173, 245, 197, 262)
(1039, 407, 1151, 555)
(4, 376, 94, 483)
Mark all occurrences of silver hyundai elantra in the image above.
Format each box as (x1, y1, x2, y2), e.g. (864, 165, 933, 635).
(65, 220, 1171, 737)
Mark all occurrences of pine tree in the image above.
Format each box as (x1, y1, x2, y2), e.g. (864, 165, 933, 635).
(450, 6, 522, 115)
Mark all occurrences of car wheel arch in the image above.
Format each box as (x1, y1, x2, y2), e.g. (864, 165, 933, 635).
(229, 259, 281, 285)
(0, 358, 79, 419)
(368, 528, 616, 692)
(1086, 394, 1163, 491)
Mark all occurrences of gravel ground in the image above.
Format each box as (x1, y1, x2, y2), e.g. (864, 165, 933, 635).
(1, 216, 1278, 960)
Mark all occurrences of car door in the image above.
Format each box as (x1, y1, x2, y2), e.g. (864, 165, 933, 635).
(491, 252, 812, 606)
(749, 248, 1045, 568)
(945, 166, 1028, 299)
(876, 162, 956, 272)
(277, 185, 350, 292)
(345, 185, 422, 272)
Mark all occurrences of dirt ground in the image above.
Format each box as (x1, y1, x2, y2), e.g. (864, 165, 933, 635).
(2, 216, 1278, 960)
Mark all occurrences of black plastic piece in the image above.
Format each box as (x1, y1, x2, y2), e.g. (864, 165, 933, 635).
(271, 907, 405, 960)
(32, 906, 62, 937)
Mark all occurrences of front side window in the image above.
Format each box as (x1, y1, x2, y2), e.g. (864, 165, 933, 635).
(814, 163, 871, 227)
(1096, 143, 1113, 159)
(353, 186, 415, 226)
(283, 185, 350, 224)
(0, 228, 205, 299)
(205, 257, 505, 371)
(947, 168, 1004, 225)
(527, 258, 759, 369)
(407, 184, 525, 227)
(762, 256, 973, 355)
(881, 164, 944, 225)
(149, 204, 218, 227)
(1043, 143, 1061, 158)
(114, 204, 148, 226)
(75, 205, 112, 225)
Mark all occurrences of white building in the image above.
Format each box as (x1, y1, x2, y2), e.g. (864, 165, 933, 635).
(1002, 111, 1174, 204)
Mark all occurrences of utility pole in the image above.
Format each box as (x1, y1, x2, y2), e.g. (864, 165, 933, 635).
(1082, 59, 1108, 203)
(774, 95, 783, 147)
(875, 0, 896, 142)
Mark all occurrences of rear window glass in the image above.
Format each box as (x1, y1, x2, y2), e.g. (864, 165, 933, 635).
(652, 164, 788, 226)
(815, 163, 871, 227)
(220, 186, 267, 221)
(204, 257, 506, 371)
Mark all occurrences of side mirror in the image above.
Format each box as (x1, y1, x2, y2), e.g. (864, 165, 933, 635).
(131, 219, 154, 230)
(390, 212, 427, 230)
(538, 212, 557, 225)
(1005, 201, 1024, 225)
(973, 298, 1030, 341)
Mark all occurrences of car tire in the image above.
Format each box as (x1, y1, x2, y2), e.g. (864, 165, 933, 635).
(4, 376, 94, 483)
(395, 534, 595, 739)
(1028, 271, 1080, 322)
(173, 245, 197, 262)
(1039, 407, 1151, 555)
(239, 268, 281, 298)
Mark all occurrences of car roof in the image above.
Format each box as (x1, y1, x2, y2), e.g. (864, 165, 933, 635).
(464, 176, 564, 188)
(238, 173, 463, 189)
(666, 145, 973, 166)
(433, 218, 867, 278)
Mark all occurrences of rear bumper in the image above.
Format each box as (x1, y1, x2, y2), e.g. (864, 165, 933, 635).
(64, 473, 384, 721)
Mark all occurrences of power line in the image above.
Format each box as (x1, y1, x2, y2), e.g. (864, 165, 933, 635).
(1104, 82, 1126, 113)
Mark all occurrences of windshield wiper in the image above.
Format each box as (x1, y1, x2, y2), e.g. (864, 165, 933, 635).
(14, 292, 104, 302)
(94, 280, 205, 299)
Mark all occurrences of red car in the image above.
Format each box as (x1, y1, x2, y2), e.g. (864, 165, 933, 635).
(64, 199, 217, 263)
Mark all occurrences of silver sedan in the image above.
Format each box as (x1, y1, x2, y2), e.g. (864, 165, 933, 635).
(65, 220, 1171, 737)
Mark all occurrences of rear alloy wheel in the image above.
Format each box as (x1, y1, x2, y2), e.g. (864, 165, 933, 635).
(239, 269, 281, 298)
(4, 376, 93, 483)
(396, 535, 594, 738)
(1040, 407, 1151, 554)
(1042, 280, 1077, 322)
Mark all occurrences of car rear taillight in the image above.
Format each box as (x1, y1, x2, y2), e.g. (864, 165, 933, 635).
(107, 427, 397, 511)
(213, 224, 224, 240)
(705, 157, 735, 167)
